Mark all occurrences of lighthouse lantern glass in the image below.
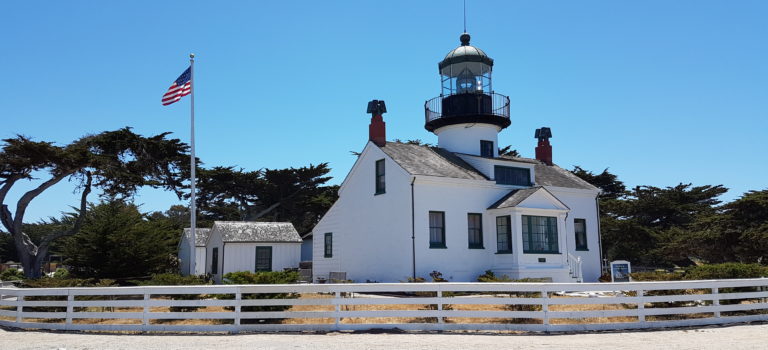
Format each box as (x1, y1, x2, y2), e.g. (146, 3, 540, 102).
(441, 61, 492, 96)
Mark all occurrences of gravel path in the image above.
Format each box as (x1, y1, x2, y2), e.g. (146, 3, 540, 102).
(1, 323, 767, 350)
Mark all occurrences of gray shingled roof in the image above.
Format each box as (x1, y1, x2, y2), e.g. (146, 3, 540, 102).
(488, 187, 541, 209)
(380, 142, 487, 180)
(380, 143, 597, 191)
(183, 228, 211, 247)
(212, 221, 302, 243)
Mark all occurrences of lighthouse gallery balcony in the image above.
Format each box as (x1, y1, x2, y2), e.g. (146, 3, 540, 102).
(424, 92, 511, 132)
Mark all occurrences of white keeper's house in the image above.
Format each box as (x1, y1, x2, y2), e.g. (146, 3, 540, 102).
(311, 33, 602, 283)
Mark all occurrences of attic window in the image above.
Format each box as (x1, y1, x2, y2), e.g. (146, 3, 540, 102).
(494, 166, 531, 186)
(480, 140, 494, 157)
(375, 159, 385, 195)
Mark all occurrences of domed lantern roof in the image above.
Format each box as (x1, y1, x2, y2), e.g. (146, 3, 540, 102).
(438, 33, 494, 77)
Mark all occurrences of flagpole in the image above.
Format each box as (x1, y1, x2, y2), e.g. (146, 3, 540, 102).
(189, 53, 197, 275)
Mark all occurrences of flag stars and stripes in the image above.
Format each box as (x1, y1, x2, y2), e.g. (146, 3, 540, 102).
(162, 67, 192, 106)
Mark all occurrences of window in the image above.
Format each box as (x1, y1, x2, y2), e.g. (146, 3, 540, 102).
(522, 215, 559, 253)
(494, 166, 531, 186)
(496, 216, 512, 253)
(255, 246, 272, 272)
(324, 232, 333, 258)
(467, 213, 483, 249)
(211, 247, 219, 274)
(480, 140, 494, 158)
(375, 159, 385, 194)
(429, 211, 446, 248)
(574, 219, 588, 251)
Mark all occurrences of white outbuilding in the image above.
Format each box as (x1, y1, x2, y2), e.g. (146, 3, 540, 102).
(204, 221, 302, 283)
(311, 33, 603, 283)
(178, 228, 210, 276)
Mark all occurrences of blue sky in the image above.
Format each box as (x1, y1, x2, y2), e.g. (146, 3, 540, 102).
(1, 1, 767, 221)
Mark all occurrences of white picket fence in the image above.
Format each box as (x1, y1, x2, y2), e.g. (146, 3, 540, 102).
(1, 278, 767, 333)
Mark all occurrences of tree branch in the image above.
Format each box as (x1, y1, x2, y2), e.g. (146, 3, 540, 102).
(0, 176, 19, 232)
(12, 172, 71, 235)
(39, 172, 92, 248)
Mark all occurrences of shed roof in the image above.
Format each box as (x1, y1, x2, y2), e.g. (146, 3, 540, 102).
(182, 228, 211, 247)
(211, 221, 302, 243)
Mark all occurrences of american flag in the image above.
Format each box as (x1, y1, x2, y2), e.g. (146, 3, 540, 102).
(161, 67, 192, 106)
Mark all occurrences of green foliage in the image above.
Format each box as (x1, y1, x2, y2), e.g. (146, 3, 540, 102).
(195, 164, 338, 234)
(629, 271, 685, 281)
(0, 268, 24, 281)
(52, 268, 69, 279)
(477, 270, 513, 282)
(136, 273, 211, 312)
(19, 277, 117, 288)
(220, 271, 299, 323)
(63, 200, 179, 280)
(137, 273, 210, 286)
(222, 270, 299, 285)
(685, 263, 768, 280)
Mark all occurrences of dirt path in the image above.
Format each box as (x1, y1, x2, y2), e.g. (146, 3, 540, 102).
(1, 323, 767, 350)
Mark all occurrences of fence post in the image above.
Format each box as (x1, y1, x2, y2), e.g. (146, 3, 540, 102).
(15, 293, 23, 324)
(234, 288, 242, 332)
(65, 291, 74, 330)
(437, 289, 444, 324)
(334, 290, 341, 330)
(541, 287, 549, 332)
(637, 289, 645, 323)
(142, 292, 150, 329)
(712, 287, 720, 318)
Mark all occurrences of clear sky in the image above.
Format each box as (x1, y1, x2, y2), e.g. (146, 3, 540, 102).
(1, 1, 767, 222)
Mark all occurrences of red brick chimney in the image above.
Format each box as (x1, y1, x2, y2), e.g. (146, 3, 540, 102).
(367, 100, 387, 147)
(534, 127, 553, 165)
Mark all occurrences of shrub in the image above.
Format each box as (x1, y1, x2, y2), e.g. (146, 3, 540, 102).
(429, 270, 447, 282)
(19, 278, 117, 288)
(52, 268, 70, 279)
(137, 273, 211, 312)
(477, 270, 513, 282)
(0, 268, 24, 281)
(220, 271, 300, 323)
(222, 270, 299, 285)
(629, 271, 685, 281)
(684, 263, 768, 280)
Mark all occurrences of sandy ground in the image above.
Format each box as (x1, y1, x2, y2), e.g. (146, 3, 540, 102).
(1, 323, 767, 350)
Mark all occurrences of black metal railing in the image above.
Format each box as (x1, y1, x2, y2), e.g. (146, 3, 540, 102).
(425, 92, 510, 123)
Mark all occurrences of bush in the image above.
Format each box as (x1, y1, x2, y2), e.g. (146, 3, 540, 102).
(684, 263, 768, 280)
(19, 278, 117, 288)
(477, 270, 513, 282)
(0, 268, 24, 281)
(220, 271, 300, 323)
(137, 273, 211, 312)
(629, 271, 685, 281)
(222, 270, 299, 285)
(52, 268, 70, 279)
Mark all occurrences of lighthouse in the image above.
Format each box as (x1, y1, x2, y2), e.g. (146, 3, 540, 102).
(424, 32, 511, 158)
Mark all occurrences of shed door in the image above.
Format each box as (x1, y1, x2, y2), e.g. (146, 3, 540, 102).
(255, 246, 273, 272)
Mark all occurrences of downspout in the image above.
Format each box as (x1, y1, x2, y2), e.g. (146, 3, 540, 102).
(595, 197, 604, 274)
(411, 176, 416, 280)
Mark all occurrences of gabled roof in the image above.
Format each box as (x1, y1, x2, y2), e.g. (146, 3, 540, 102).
(211, 221, 302, 243)
(380, 142, 487, 180)
(488, 187, 570, 210)
(379, 142, 597, 191)
(182, 228, 211, 247)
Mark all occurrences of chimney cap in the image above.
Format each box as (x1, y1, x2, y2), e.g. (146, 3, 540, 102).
(535, 127, 552, 141)
(367, 100, 387, 116)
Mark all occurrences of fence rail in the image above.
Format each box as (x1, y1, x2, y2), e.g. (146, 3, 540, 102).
(1, 278, 767, 333)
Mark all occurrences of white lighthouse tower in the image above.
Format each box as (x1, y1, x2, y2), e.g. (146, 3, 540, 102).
(424, 33, 510, 157)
